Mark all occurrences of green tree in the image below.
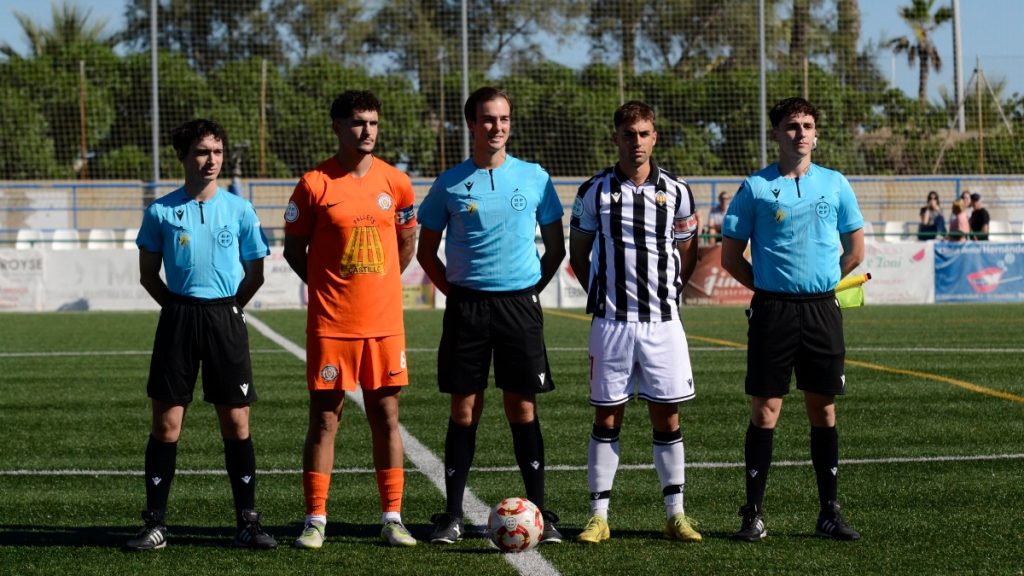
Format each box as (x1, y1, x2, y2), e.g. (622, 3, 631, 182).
(368, 0, 583, 104)
(269, 0, 372, 65)
(591, 0, 788, 79)
(103, 52, 216, 158)
(207, 58, 294, 178)
(834, 0, 861, 85)
(0, 85, 63, 178)
(886, 0, 953, 105)
(0, 2, 115, 60)
(122, 0, 283, 74)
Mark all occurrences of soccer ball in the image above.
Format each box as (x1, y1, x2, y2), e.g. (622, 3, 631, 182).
(487, 497, 544, 553)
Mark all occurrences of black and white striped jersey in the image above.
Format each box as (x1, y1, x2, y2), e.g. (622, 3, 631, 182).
(570, 162, 698, 322)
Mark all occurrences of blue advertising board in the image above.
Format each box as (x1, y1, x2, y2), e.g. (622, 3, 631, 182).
(934, 243, 1024, 302)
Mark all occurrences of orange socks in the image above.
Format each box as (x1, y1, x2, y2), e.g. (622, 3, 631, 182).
(304, 468, 403, 515)
(375, 467, 405, 513)
(303, 471, 331, 516)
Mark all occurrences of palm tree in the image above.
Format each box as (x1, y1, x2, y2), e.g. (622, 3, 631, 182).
(0, 2, 115, 60)
(835, 0, 860, 85)
(885, 0, 953, 105)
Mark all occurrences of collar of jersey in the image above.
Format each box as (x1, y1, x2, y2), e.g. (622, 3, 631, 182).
(613, 160, 663, 190)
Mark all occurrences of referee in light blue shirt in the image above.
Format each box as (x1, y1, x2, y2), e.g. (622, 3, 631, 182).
(126, 119, 276, 552)
(721, 98, 865, 543)
(417, 86, 566, 545)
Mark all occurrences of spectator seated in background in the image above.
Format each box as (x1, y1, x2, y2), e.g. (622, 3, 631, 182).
(947, 199, 969, 242)
(917, 191, 945, 241)
(704, 191, 731, 245)
(969, 193, 990, 241)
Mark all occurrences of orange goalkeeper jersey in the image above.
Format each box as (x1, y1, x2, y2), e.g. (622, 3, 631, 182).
(285, 156, 417, 337)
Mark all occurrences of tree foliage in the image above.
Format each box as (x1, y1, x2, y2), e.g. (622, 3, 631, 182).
(885, 0, 953, 105)
(0, 0, 1020, 181)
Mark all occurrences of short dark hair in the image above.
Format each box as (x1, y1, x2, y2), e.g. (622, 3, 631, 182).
(614, 101, 656, 129)
(171, 119, 228, 159)
(330, 90, 381, 121)
(464, 86, 512, 123)
(769, 97, 819, 127)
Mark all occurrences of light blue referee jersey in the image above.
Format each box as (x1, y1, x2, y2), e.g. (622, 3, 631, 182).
(418, 154, 564, 291)
(137, 187, 270, 299)
(723, 163, 863, 294)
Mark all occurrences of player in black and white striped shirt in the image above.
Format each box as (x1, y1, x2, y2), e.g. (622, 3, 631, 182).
(568, 101, 701, 545)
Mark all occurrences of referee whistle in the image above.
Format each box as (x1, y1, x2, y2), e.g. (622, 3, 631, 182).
(835, 272, 871, 293)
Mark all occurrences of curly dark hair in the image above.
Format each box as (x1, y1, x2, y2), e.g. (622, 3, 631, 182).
(330, 90, 382, 121)
(769, 97, 819, 127)
(171, 119, 228, 159)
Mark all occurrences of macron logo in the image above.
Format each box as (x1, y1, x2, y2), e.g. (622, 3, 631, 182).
(538, 373, 546, 386)
(747, 469, 758, 478)
(151, 476, 162, 486)
(830, 467, 838, 476)
(241, 475, 253, 484)
(446, 468, 456, 477)
(530, 461, 540, 470)
(240, 383, 250, 395)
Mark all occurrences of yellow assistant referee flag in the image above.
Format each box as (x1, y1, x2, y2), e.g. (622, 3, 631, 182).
(835, 272, 871, 309)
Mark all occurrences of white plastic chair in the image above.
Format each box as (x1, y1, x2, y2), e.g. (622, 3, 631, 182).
(121, 228, 139, 249)
(51, 229, 81, 250)
(15, 229, 45, 249)
(882, 221, 906, 242)
(86, 228, 117, 249)
(987, 221, 1012, 243)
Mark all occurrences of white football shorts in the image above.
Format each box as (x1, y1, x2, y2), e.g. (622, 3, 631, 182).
(588, 317, 696, 406)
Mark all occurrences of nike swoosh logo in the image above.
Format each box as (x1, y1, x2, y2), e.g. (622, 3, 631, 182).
(326, 201, 341, 208)
(388, 370, 404, 377)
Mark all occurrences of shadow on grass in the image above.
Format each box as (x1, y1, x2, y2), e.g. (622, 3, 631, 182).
(0, 521, 499, 550)
(0, 524, 239, 549)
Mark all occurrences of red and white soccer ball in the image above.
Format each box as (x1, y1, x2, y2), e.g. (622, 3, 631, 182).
(487, 497, 544, 553)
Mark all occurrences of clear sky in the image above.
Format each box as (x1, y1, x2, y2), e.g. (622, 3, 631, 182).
(2, 0, 1022, 102)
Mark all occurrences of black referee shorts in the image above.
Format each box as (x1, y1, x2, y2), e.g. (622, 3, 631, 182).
(744, 289, 846, 398)
(437, 285, 554, 396)
(147, 294, 256, 405)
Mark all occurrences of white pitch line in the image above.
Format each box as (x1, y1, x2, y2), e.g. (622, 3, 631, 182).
(5, 452, 1023, 477)
(0, 349, 291, 358)
(244, 314, 560, 576)
(4, 346, 1022, 359)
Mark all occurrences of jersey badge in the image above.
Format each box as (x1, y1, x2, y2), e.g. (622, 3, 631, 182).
(775, 208, 786, 223)
(571, 197, 584, 218)
(177, 232, 190, 248)
(320, 364, 339, 383)
(510, 192, 527, 211)
(655, 191, 668, 206)
(467, 201, 478, 214)
(377, 192, 393, 211)
(217, 228, 233, 247)
(340, 225, 386, 276)
(815, 197, 830, 219)
(284, 200, 299, 223)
